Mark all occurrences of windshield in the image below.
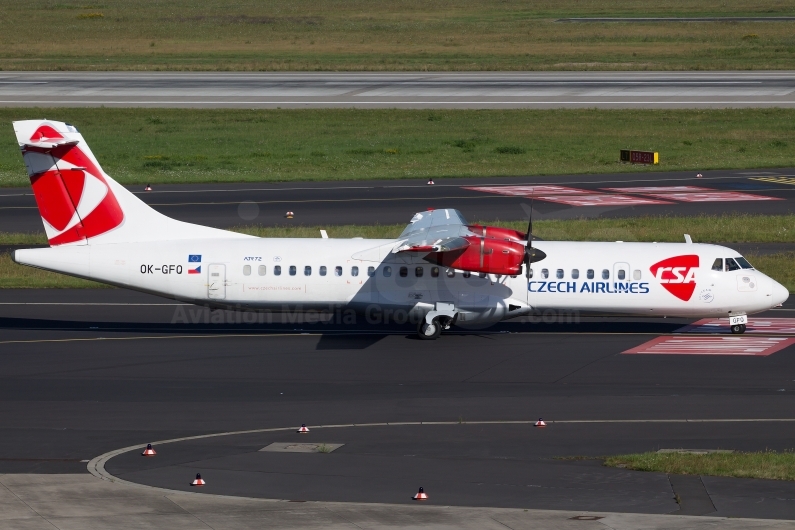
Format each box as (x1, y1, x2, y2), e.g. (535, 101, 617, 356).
(735, 256, 754, 269)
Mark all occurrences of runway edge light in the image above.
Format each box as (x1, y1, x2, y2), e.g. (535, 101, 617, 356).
(413, 487, 428, 500)
(141, 443, 156, 456)
(297, 424, 310, 434)
(535, 418, 547, 428)
(191, 473, 205, 486)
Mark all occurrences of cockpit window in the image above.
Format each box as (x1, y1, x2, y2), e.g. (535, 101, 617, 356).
(725, 258, 741, 271)
(711, 258, 723, 271)
(735, 257, 754, 269)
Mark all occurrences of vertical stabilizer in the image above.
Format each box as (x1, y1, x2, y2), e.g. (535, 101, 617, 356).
(13, 120, 250, 246)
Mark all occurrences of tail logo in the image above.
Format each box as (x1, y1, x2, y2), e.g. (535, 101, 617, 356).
(26, 125, 124, 245)
(650, 255, 699, 301)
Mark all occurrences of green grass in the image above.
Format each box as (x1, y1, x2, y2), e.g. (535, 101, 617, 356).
(4, 213, 794, 289)
(2, 108, 795, 186)
(604, 451, 795, 481)
(1, 1, 794, 71)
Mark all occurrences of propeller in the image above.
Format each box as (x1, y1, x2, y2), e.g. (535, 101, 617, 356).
(522, 198, 546, 278)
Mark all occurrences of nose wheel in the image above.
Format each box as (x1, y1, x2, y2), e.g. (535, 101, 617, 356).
(730, 323, 747, 334)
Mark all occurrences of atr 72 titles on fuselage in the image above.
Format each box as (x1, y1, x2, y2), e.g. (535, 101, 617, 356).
(11, 120, 788, 339)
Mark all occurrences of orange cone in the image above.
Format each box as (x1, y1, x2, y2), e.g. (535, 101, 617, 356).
(191, 473, 205, 486)
(285, 211, 294, 219)
(297, 424, 310, 434)
(534, 418, 547, 428)
(413, 487, 428, 500)
(141, 443, 156, 456)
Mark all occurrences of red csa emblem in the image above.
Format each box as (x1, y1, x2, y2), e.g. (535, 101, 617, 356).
(650, 255, 699, 301)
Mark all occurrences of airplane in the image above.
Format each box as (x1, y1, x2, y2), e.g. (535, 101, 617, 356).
(10, 119, 789, 339)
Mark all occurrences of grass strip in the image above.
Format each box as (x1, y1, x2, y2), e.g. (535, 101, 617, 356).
(1, 108, 795, 186)
(604, 451, 795, 481)
(2, 0, 795, 71)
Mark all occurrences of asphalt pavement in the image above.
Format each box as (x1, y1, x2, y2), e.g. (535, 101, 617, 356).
(1, 71, 795, 108)
(2, 288, 795, 520)
(2, 167, 795, 236)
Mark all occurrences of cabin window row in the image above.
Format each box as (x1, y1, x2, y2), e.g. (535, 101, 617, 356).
(242, 264, 488, 279)
(529, 268, 642, 281)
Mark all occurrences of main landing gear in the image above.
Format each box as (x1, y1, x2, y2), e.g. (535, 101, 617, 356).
(730, 323, 747, 334)
(417, 302, 458, 340)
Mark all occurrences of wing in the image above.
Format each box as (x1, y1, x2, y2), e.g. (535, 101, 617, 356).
(396, 209, 473, 253)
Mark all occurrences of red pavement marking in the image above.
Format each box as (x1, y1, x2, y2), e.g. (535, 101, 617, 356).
(463, 185, 591, 196)
(676, 318, 795, 335)
(535, 194, 673, 206)
(622, 336, 795, 356)
(638, 191, 781, 202)
(603, 186, 712, 193)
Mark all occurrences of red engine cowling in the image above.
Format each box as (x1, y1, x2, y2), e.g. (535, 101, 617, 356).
(429, 236, 525, 276)
(468, 225, 526, 243)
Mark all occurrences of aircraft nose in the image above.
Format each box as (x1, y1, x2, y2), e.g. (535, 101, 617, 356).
(772, 280, 789, 308)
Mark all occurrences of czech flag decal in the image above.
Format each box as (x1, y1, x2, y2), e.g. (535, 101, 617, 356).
(188, 255, 202, 274)
(188, 265, 201, 275)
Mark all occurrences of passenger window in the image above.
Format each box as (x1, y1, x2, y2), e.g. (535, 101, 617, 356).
(556, 269, 564, 279)
(463, 271, 471, 278)
(711, 258, 723, 271)
(415, 267, 424, 277)
(633, 270, 641, 280)
(571, 269, 579, 279)
(446, 269, 455, 278)
(243, 265, 251, 276)
(289, 265, 297, 276)
(383, 266, 392, 277)
(319, 266, 327, 276)
(351, 266, 359, 277)
(541, 268, 549, 279)
(399, 266, 408, 277)
(274, 265, 281, 276)
(735, 257, 754, 269)
(587, 269, 594, 279)
(335, 266, 342, 276)
(304, 266, 311, 276)
(725, 258, 741, 271)
(431, 267, 439, 277)
(367, 266, 375, 277)
(258, 265, 266, 276)
(617, 269, 625, 280)
(602, 269, 609, 280)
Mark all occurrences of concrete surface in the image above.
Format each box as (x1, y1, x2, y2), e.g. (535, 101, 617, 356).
(1, 71, 795, 108)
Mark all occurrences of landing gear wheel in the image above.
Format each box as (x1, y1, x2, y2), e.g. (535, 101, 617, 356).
(418, 317, 442, 340)
(731, 323, 746, 334)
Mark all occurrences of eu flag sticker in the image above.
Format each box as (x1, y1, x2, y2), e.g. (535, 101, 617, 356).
(188, 255, 202, 263)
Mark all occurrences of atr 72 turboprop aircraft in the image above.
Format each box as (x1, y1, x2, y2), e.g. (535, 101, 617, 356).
(11, 120, 789, 339)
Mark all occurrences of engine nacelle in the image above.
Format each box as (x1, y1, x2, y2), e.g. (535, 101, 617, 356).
(467, 225, 526, 243)
(428, 236, 525, 276)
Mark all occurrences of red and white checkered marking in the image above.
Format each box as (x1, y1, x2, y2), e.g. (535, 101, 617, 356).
(535, 194, 673, 206)
(603, 186, 712, 193)
(639, 191, 781, 202)
(676, 318, 795, 335)
(463, 185, 591, 196)
(623, 336, 795, 356)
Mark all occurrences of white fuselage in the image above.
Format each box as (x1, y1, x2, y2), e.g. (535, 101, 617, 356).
(13, 238, 787, 326)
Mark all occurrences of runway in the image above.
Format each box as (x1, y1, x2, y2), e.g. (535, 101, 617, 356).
(2, 288, 795, 520)
(2, 71, 795, 108)
(2, 167, 795, 236)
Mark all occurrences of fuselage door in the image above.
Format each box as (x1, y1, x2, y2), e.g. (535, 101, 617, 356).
(208, 263, 226, 299)
(613, 262, 630, 285)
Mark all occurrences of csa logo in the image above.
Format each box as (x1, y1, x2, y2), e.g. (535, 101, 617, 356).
(650, 255, 699, 301)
